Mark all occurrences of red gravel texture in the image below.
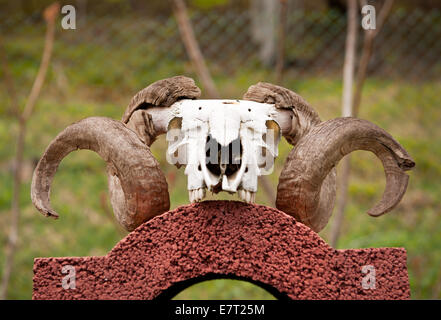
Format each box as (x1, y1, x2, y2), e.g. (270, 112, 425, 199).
(33, 200, 410, 300)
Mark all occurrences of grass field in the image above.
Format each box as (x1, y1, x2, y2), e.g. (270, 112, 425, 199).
(0, 23, 440, 299)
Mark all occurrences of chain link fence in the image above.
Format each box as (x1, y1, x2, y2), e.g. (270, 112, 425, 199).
(1, 5, 440, 82)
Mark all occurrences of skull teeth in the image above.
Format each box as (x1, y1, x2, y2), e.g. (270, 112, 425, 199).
(189, 187, 255, 204)
(238, 189, 256, 204)
(189, 188, 206, 203)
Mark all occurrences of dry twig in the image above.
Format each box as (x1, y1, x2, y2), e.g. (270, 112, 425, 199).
(330, 0, 394, 247)
(330, 0, 358, 247)
(173, 0, 219, 98)
(0, 2, 59, 299)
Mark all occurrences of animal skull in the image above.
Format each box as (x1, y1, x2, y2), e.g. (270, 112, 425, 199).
(31, 76, 415, 232)
(166, 99, 281, 203)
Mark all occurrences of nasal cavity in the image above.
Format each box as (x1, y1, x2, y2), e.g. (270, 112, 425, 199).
(205, 135, 242, 177)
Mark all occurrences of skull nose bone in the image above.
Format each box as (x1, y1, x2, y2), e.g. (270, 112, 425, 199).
(205, 135, 242, 179)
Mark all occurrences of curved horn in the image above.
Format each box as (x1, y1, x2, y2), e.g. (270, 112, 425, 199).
(32, 76, 200, 231)
(276, 117, 415, 232)
(122, 75, 201, 146)
(31, 117, 170, 231)
(243, 82, 321, 145)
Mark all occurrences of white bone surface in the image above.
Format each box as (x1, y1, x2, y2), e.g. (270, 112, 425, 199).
(165, 99, 283, 204)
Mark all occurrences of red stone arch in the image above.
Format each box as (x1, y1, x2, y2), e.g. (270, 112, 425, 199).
(33, 201, 410, 300)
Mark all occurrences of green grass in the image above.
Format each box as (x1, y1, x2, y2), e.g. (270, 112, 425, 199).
(1, 22, 440, 300)
(173, 279, 276, 300)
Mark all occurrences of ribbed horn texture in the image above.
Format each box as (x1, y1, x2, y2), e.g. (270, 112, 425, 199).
(276, 117, 415, 232)
(31, 117, 169, 231)
(243, 82, 321, 145)
(122, 75, 201, 124)
(243, 82, 415, 232)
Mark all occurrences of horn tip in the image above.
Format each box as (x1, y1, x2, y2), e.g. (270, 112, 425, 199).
(40, 208, 59, 219)
(366, 208, 385, 217)
(48, 212, 59, 219)
(401, 159, 416, 171)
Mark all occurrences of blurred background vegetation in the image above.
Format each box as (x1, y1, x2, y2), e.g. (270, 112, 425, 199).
(0, 0, 440, 299)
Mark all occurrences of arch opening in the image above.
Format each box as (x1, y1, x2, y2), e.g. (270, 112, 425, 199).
(155, 273, 290, 300)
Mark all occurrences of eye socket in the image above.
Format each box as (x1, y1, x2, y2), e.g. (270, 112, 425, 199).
(167, 117, 182, 131)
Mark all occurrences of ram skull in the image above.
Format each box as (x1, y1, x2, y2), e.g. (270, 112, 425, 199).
(166, 99, 281, 203)
(31, 76, 415, 232)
